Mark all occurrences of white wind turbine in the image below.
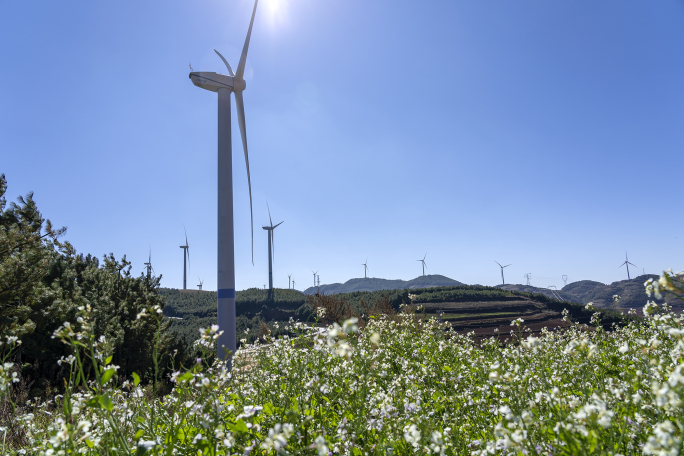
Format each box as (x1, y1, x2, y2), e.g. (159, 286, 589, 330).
(189, 0, 260, 360)
(262, 203, 284, 299)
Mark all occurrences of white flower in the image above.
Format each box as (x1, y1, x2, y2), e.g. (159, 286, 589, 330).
(314, 435, 329, 456)
(342, 317, 359, 334)
(403, 424, 421, 448)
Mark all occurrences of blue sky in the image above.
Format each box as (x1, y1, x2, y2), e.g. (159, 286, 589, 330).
(2, 0, 683, 291)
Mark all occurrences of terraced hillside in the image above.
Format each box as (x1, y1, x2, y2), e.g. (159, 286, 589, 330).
(406, 286, 628, 338)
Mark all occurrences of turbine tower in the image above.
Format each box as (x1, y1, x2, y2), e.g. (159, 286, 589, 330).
(495, 261, 511, 285)
(362, 258, 368, 279)
(180, 228, 190, 289)
(197, 277, 204, 291)
(189, 0, 260, 360)
(620, 252, 637, 280)
(292, 279, 295, 290)
(288, 273, 292, 290)
(417, 253, 428, 276)
(262, 203, 283, 300)
(312, 270, 318, 289)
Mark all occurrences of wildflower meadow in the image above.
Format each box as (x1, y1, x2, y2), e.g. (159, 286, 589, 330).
(3, 269, 684, 455)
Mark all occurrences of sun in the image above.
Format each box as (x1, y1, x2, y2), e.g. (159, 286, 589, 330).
(262, 0, 289, 28)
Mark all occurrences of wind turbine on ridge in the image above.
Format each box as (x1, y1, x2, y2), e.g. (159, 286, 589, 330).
(312, 270, 318, 289)
(495, 261, 511, 285)
(188, 0, 260, 360)
(417, 253, 428, 276)
(262, 202, 283, 300)
(288, 273, 292, 290)
(362, 258, 368, 279)
(180, 228, 190, 289)
(620, 252, 637, 280)
(197, 277, 204, 291)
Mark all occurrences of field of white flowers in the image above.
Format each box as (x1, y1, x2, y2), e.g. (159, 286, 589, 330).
(3, 270, 684, 455)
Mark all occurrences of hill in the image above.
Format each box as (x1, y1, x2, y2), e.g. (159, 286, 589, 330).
(560, 274, 679, 311)
(159, 287, 307, 345)
(495, 284, 581, 303)
(303, 274, 463, 295)
(160, 283, 634, 347)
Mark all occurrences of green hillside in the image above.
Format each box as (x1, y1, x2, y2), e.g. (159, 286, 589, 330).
(161, 283, 632, 346)
(159, 288, 307, 345)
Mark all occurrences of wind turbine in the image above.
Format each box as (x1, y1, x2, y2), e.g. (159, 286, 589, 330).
(495, 261, 511, 285)
(262, 203, 284, 300)
(312, 270, 318, 289)
(144, 248, 154, 277)
(189, 0, 260, 360)
(180, 228, 190, 289)
(362, 258, 368, 278)
(288, 273, 292, 289)
(292, 279, 295, 290)
(620, 252, 637, 280)
(417, 253, 428, 276)
(197, 277, 204, 291)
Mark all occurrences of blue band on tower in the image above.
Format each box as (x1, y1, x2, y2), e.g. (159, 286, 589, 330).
(218, 288, 235, 299)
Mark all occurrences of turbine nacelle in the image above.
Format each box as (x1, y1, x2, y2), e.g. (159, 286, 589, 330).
(189, 72, 237, 93)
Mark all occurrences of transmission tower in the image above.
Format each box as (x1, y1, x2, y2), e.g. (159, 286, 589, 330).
(562, 275, 568, 286)
(524, 273, 532, 286)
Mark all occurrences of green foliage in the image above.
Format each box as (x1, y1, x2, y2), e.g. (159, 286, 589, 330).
(0, 173, 65, 337)
(0, 174, 188, 397)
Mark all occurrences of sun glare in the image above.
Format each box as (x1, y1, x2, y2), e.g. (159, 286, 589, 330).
(262, 0, 289, 28)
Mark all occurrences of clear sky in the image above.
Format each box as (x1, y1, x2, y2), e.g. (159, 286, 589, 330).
(2, 0, 683, 292)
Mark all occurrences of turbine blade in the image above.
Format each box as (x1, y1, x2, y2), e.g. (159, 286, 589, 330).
(214, 49, 235, 77)
(267, 201, 272, 227)
(504, 264, 512, 268)
(235, 91, 254, 265)
(628, 262, 637, 267)
(236, 0, 259, 80)
(495, 261, 502, 267)
(274, 221, 284, 228)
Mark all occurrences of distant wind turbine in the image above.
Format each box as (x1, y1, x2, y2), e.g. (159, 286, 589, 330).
(262, 203, 283, 300)
(312, 270, 318, 289)
(292, 279, 295, 290)
(362, 258, 368, 278)
(189, 0, 260, 360)
(288, 273, 292, 290)
(495, 261, 511, 285)
(620, 252, 637, 280)
(197, 277, 204, 291)
(417, 253, 428, 276)
(144, 247, 154, 277)
(180, 228, 190, 289)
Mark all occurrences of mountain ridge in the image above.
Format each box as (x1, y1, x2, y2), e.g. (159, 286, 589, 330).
(303, 274, 463, 295)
